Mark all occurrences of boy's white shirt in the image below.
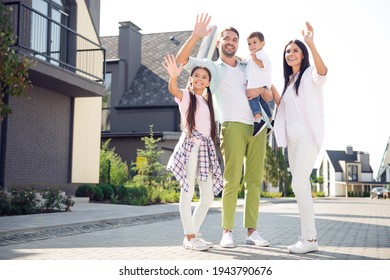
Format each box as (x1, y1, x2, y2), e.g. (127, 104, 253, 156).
(245, 49, 272, 89)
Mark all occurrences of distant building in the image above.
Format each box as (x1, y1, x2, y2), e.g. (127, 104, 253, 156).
(0, 0, 105, 193)
(99, 22, 218, 169)
(376, 136, 390, 185)
(315, 145, 385, 197)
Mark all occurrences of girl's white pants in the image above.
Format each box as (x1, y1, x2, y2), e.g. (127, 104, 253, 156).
(179, 144, 214, 235)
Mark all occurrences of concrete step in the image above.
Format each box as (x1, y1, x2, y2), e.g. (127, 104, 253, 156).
(70, 196, 90, 204)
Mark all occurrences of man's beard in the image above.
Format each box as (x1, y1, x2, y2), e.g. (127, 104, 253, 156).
(221, 45, 236, 57)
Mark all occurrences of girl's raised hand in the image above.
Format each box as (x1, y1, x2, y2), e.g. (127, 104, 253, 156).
(162, 54, 183, 78)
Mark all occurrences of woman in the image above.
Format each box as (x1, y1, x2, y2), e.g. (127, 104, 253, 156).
(273, 22, 327, 254)
(162, 54, 223, 251)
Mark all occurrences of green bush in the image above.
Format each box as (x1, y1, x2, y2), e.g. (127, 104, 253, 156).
(41, 188, 75, 211)
(75, 184, 96, 199)
(127, 185, 148, 206)
(0, 188, 74, 216)
(42, 188, 64, 210)
(111, 183, 148, 205)
(0, 190, 11, 216)
(98, 184, 114, 200)
(92, 185, 104, 201)
(312, 191, 325, 198)
(260, 192, 283, 198)
(160, 187, 180, 203)
(112, 185, 128, 203)
(9, 188, 40, 215)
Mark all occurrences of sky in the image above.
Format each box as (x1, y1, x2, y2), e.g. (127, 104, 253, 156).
(99, 0, 390, 177)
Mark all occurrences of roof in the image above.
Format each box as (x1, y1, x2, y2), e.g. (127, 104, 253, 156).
(100, 31, 202, 107)
(326, 150, 373, 173)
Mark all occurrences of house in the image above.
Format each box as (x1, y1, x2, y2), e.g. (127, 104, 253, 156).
(315, 145, 385, 197)
(0, 0, 105, 194)
(99, 21, 218, 169)
(376, 136, 390, 185)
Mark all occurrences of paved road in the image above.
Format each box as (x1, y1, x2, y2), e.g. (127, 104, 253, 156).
(0, 197, 389, 260)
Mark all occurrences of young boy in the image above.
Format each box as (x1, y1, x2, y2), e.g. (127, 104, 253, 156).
(245, 31, 274, 136)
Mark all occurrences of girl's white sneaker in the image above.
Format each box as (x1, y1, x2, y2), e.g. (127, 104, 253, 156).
(196, 233, 214, 248)
(183, 237, 209, 251)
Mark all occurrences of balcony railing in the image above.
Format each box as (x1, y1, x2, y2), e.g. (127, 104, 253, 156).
(5, 1, 105, 82)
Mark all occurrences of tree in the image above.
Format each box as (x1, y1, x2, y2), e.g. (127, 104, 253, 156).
(0, 3, 32, 121)
(264, 144, 279, 188)
(311, 175, 324, 192)
(131, 125, 165, 188)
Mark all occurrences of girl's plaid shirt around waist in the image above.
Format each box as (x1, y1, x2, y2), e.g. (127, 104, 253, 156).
(167, 130, 223, 196)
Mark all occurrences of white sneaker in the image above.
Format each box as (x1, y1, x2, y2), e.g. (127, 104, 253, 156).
(220, 231, 234, 248)
(183, 237, 208, 251)
(288, 239, 318, 254)
(196, 233, 214, 248)
(245, 230, 270, 247)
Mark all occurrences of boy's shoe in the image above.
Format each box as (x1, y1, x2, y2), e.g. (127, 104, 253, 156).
(253, 120, 266, 137)
(220, 231, 235, 248)
(266, 120, 274, 135)
(245, 230, 270, 247)
(196, 233, 214, 248)
(183, 237, 209, 251)
(288, 239, 318, 254)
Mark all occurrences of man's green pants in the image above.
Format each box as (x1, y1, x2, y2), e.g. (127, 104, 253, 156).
(220, 121, 267, 230)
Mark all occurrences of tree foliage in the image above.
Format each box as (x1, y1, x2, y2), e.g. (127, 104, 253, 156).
(0, 3, 32, 120)
(264, 145, 286, 189)
(131, 125, 165, 188)
(100, 139, 129, 186)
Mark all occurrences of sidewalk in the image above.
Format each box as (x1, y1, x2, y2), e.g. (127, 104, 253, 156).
(0, 197, 389, 260)
(0, 197, 278, 236)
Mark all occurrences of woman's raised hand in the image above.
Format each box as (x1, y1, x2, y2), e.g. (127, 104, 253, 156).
(302, 21, 314, 45)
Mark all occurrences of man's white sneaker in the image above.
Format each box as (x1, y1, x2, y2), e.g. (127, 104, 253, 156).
(196, 233, 214, 248)
(288, 239, 318, 254)
(183, 237, 209, 251)
(220, 231, 235, 248)
(245, 230, 270, 247)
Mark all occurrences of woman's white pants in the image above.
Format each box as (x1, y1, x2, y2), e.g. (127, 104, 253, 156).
(287, 122, 319, 240)
(179, 144, 214, 235)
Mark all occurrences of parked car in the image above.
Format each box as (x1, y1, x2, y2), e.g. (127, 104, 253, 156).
(370, 187, 390, 199)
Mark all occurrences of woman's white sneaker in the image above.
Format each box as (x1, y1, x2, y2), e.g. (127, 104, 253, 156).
(288, 239, 318, 254)
(183, 237, 209, 251)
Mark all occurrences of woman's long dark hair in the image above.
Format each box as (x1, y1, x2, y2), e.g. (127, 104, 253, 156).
(282, 39, 310, 96)
(186, 66, 217, 143)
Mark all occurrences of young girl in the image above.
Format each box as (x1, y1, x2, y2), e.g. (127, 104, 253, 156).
(162, 54, 223, 251)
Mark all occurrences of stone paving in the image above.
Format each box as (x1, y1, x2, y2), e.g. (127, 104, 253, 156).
(0, 197, 389, 260)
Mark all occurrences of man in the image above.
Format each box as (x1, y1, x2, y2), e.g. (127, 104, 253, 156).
(176, 13, 273, 248)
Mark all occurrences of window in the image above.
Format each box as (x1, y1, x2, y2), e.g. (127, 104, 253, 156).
(348, 165, 358, 181)
(101, 72, 112, 132)
(31, 0, 70, 65)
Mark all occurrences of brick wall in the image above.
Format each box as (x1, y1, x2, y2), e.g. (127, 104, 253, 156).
(4, 85, 72, 187)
